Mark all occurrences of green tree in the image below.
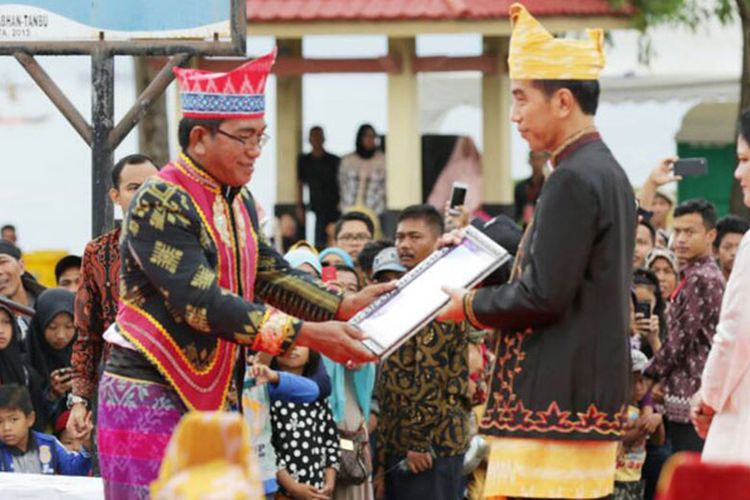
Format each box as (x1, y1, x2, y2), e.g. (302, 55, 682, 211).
(612, 0, 750, 217)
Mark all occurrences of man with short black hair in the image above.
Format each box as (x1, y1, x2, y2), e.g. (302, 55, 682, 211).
(67, 153, 159, 470)
(714, 214, 750, 280)
(377, 203, 469, 500)
(55, 255, 83, 292)
(1, 225, 17, 245)
(645, 198, 725, 453)
(71, 153, 159, 402)
(334, 211, 375, 260)
(297, 126, 341, 249)
(394, 204, 444, 269)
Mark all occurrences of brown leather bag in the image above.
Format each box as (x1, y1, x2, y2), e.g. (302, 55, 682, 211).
(337, 424, 372, 486)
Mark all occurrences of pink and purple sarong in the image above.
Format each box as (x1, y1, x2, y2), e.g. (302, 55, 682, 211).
(97, 372, 187, 500)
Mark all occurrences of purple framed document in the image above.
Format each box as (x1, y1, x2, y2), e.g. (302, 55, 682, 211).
(349, 226, 511, 358)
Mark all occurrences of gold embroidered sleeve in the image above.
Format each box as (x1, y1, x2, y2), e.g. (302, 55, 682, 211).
(123, 179, 300, 353)
(254, 236, 343, 322)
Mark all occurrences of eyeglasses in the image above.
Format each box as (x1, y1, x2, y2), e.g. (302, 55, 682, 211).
(217, 128, 271, 149)
(337, 233, 371, 243)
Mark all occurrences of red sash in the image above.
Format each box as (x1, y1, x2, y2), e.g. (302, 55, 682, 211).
(117, 156, 258, 410)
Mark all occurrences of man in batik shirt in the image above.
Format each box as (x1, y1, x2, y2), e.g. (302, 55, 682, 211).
(645, 199, 725, 453)
(67, 154, 158, 463)
(376, 205, 470, 500)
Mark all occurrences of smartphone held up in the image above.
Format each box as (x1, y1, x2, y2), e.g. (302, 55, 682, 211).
(673, 158, 708, 177)
(448, 182, 468, 216)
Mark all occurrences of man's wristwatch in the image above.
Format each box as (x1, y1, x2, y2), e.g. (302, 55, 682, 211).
(67, 394, 88, 409)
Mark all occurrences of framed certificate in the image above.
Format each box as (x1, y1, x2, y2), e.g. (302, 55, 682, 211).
(349, 226, 511, 358)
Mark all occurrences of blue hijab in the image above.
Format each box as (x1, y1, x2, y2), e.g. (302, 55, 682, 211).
(322, 357, 375, 424)
(319, 247, 355, 269)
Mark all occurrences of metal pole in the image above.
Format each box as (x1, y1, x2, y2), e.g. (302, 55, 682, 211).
(231, 0, 247, 55)
(109, 53, 191, 150)
(91, 48, 115, 237)
(14, 52, 93, 145)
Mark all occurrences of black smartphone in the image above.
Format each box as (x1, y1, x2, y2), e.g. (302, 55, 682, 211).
(449, 182, 468, 210)
(635, 301, 652, 319)
(674, 158, 708, 177)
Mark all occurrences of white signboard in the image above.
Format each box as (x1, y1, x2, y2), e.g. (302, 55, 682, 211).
(0, 1, 231, 42)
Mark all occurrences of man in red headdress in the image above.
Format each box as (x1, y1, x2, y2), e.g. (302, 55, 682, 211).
(92, 49, 390, 499)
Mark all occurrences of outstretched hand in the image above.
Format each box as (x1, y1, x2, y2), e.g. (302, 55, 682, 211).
(647, 156, 682, 187)
(336, 281, 396, 321)
(436, 228, 466, 250)
(690, 392, 716, 439)
(67, 407, 94, 448)
(296, 320, 377, 364)
(251, 363, 280, 386)
(443, 200, 470, 231)
(66, 401, 89, 439)
(437, 286, 469, 322)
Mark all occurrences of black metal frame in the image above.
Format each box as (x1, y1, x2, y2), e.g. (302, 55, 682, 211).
(1, 0, 247, 237)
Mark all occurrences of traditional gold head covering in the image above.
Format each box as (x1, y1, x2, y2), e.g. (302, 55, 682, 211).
(507, 3, 605, 80)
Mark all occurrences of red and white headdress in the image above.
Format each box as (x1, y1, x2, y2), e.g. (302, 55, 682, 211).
(173, 47, 277, 120)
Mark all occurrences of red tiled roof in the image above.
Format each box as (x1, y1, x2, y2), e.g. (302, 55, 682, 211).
(247, 0, 629, 22)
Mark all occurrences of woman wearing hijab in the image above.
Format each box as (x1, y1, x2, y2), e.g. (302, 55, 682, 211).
(323, 357, 376, 500)
(0, 303, 47, 429)
(25, 288, 76, 428)
(339, 124, 387, 224)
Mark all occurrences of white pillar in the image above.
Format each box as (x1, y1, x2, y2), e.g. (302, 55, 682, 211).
(482, 36, 514, 209)
(275, 39, 303, 206)
(386, 37, 421, 210)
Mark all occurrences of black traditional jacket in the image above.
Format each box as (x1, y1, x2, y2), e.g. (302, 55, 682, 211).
(111, 154, 342, 411)
(465, 133, 635, 442)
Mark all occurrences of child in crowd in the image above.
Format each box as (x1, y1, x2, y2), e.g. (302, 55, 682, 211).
(0, 304, 46, 429)
(54, 410, 91, 453)
(243, 350, 333, 499)
(0, 384, 92, 475)
(268, 346, 340, 499)
(614, 350, 665, 500)
(632, 269, 666, 358)
(24, 289, 77, 430)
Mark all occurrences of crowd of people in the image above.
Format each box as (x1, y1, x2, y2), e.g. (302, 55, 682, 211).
(2, 147, 748, 499)
(2, 3, 750, 500)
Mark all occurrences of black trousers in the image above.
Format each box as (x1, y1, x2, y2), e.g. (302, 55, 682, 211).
(384, 454, 464, 500)
(667, 420, 704, 453)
